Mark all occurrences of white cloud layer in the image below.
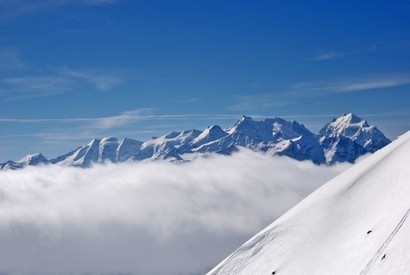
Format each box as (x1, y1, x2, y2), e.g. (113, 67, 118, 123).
(0, 150, 350, 275)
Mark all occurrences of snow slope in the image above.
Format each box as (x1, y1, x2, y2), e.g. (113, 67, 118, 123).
(208, 131, 410, 275)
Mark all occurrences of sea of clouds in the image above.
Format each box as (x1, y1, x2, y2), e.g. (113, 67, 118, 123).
(0, 149, 351, 275)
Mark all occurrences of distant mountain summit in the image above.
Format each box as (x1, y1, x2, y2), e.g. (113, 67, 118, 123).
(49, 137, 143, 167)
(0, 114, 391, 170)
(319, 113, 391, 163)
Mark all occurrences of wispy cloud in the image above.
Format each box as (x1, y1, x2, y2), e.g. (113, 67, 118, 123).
(86, 0, 121, 5)
(175, 97, 203, 103)
(0, 67, 132, 100)
(1, 75, 73, 99)
(59, 67, 126, 92)
(93, 108, 155, 129)
(0, 47, 25, 71)
(311, 45, 378, 61)
(293, 74, 410, 94)
(0, 0, 122, 23)
(312, 51, 341, 61)
(227, 93, 295, 111)
(0, 109, 154, 130)
(334, 78, 410, 92)
(224, 73, 410, 113)
(92, 112, 243, 129)
(0, 110, 241, 125)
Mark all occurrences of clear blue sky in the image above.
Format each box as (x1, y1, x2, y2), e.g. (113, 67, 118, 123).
(1, 0, 410, 161)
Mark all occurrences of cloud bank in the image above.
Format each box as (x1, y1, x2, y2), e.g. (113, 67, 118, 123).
(0, 150, 350, 275)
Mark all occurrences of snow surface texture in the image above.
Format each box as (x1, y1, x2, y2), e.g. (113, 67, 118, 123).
(0, 149, 349, 275)
(0, 113, 390, 170)
(209, 131, 410, 275)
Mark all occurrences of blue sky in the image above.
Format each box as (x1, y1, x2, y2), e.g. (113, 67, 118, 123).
(1, 0, 410, 161)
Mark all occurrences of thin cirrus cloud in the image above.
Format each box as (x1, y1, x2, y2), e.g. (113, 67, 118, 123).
(1, 76, 73, 99)
(224, 74, 410, 113)
(227, 93, 295, 111)
(311, 46, 377, 61)
(87, 0, 121, 5)
(0, 0, 122, 22)
(58, 67, 127, 92)
(0, 149, 350, 275)
(312, 51, 341, 61)
(0, 109, 241, 127)
(91, 111, 245, 129)
(92, 108, 155, 129)
(0, 67, 130, 100)
(0, 109, 155, 140)
(334, 77, 410, 92)
(293, 74, 410, 94)
(0, 47, 25, 71)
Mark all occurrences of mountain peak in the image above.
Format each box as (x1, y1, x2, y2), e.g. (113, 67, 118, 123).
(209, 125, 223, 131)
(319, 114, 391, 160)
(235, 115, 255, 126)
(341, 113, 362, 123)
(320, 113, 370, 137)
(335, 113, 367, 127)
(239, 115, 253, 122)
(163, 131, 179, 139)
(18, 153, 48, 165)
(101, 136, 118, 143)
(192, 125, 228, 147)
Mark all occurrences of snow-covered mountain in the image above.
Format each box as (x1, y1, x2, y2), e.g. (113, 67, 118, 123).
(193, 116, 326, 163)
(208, 131, 410, 275)
(0, 153, 49, 170)
(319, 113, 391, 163)
(48, 137, 143, 167)
(0, 113, 391, 170)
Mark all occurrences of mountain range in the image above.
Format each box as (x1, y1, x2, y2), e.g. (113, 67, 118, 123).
(0, 113, 391, 170)
(208, 131, 410, 275)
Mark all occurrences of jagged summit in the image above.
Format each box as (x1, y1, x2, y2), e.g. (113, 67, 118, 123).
(340, 112, 363, 123)
(320, 113, 371, 137)
(0, 114, 392, 170)
(192, 125, 228, 147)
(229, 116, 312, 142)
(164, 131, 180, 139)
(319, 113, 391, 163)
(100, 136, 117, 143)
(18, 153, 48, 165)
(47, 137, 143, 167)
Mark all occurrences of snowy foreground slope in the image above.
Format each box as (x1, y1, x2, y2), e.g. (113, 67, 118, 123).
(209, 131, 410, 275)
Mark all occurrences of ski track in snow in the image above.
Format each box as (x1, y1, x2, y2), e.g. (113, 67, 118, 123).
(359, 206, 410, 275)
